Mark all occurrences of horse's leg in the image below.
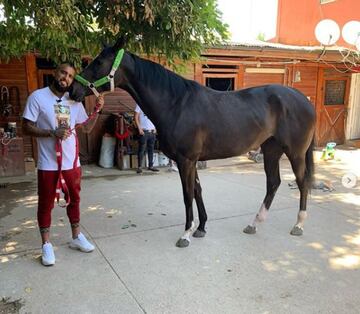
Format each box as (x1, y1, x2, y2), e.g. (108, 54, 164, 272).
(288, 156, 309, 236)
(244, 139, 283, 234)
(176, 158, 197, 248)
(193, 170, 207, 238)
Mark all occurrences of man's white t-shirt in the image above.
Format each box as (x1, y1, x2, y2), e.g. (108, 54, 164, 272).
(23, 87, 88, 170)
(135, 104, 155, 131)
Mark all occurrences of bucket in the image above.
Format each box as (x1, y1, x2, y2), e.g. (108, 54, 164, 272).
(321, 142, 336, 160)
(122, 155, 130, 169)
(158, 153, 169, 166)
(7, 122, 16, 138)
(326, 142, 336, 150)
(152, 152, 159, 167)
(99, 136, 116, 168)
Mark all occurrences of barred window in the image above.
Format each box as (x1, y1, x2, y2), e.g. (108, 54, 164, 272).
(324, 80, 346, 105)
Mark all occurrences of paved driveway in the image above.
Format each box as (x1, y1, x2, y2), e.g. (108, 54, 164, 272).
(0, 150, 359, 313)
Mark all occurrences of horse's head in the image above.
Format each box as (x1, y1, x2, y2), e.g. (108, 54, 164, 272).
(69, 36, 127, 102)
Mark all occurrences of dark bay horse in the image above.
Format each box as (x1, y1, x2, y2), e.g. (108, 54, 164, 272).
(70, 37, 316, 248)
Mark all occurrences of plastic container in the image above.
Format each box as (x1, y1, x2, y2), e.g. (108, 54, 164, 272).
(99, 136, 116, 168)
(7, 122, 16, 138)
(158, 153, 169, 166)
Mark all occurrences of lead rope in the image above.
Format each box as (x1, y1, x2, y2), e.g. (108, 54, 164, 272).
(55, 102, 102, 207)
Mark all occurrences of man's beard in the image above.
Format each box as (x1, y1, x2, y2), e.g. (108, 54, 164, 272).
(53, 79, 70, 93)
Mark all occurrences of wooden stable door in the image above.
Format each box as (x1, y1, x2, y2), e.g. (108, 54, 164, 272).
(317, 77, 350, 146)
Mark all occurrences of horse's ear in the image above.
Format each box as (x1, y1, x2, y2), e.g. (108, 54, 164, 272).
(113, 34, 128, 51)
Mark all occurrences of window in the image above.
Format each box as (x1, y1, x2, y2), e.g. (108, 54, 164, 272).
(37, 69, 55, 88)
(206, 77, 234, 91)
(324, 80, 346, 105)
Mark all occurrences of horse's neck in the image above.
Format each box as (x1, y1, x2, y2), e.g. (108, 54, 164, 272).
(120, 53, 178, 130)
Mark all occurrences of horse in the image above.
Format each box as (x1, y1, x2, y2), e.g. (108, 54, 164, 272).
(69, 37, 316, 248)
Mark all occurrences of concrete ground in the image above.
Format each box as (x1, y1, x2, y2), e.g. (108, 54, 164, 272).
(0, 148, 359, 314)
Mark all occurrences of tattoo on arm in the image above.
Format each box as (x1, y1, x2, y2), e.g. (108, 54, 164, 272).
(22, 119, 53, 138)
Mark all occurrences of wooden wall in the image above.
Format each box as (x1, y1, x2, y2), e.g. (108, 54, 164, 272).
(195, 54, 354, 146)
(103, 88, 136, 113)
(0, 57, 33, 158)
(243, 71, 284, 88)
(290, 65, 319, 105)
(78, 90, 136, 164)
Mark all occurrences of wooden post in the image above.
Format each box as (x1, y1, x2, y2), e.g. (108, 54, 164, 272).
(25, 53, 39, 163)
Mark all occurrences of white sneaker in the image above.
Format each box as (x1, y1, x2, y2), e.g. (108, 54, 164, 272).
(171, 165, 178, 172)
(69, 232, 95, 252)
(42, 242, 55, 266)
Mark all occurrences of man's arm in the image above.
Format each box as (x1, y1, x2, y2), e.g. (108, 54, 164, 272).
(22, 118, 70, 140)
(78, 95, 105, 134)
(134, 111, 144, 135)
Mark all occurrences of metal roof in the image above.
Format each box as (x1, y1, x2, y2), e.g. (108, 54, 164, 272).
(210, 39, 357, 54)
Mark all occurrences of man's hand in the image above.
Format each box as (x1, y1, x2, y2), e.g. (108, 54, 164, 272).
(54, 127, 71, 140)
(96, 94, 105, 111)
(139, 128, 144, 136)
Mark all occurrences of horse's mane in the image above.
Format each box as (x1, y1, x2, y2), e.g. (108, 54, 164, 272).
(129, 53, 198, 98)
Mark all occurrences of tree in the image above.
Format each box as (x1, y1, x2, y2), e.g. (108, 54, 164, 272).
(0, 0, 228, 67)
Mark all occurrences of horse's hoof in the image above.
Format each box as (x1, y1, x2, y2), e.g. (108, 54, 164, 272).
(290, 225, 303, 236)
(193, 229, 206, 238)
(243, 225, 257, 234)
(176, 238, 190, 248)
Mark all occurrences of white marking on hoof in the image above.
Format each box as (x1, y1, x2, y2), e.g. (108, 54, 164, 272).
(295, 211, 307, 228)
(250, 203, 268, 228)
(181, 221, 196, 242)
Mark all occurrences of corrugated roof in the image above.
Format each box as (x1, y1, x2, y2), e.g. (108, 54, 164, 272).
(210, 39, 357, 53)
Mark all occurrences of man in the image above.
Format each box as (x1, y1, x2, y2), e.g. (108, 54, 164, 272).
(22, 63, 104, 266)
(134, 104, 159, 173)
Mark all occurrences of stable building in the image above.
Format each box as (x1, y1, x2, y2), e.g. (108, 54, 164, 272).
(1, 42, 359, 176)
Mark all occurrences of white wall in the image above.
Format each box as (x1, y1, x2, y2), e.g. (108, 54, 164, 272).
(346, 73, 360, 140)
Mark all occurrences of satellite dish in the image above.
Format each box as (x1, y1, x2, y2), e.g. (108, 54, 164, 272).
(315, 19, 340, 45)
(356, 41, 360, 51)
(342, 20, 360, 46)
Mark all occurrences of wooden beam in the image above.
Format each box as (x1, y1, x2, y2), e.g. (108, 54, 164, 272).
(25, 53, 38, 94)
(202, 68, 239, 73)
(315, 66, 324, 146)
(245, 68, 285, 74)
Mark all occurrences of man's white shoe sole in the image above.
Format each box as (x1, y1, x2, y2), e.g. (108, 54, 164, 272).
(41, 259, 55, 266)
(69, 243, 94, 253)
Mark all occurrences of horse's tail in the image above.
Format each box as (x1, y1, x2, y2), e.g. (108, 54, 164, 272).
(305, 137, 315, 190)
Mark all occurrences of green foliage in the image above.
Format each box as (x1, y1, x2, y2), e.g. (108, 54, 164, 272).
(0, 0, 228, 67)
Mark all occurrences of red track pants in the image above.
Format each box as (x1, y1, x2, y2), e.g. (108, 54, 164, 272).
(37, 167, 82, 228)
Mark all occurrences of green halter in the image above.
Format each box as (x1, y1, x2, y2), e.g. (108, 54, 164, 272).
(75, 48, 125, 97)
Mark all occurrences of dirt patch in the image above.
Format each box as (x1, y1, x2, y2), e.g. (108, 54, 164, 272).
(0, 297, 23, 314)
